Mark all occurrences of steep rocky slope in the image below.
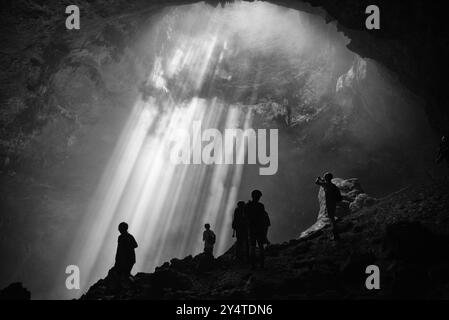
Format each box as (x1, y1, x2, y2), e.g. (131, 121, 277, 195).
(82, 177, 449, 300)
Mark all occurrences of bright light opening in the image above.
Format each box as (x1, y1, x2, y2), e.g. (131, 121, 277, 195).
(61, 1, 350, 298)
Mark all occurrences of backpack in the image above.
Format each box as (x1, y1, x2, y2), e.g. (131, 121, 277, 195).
(210, 232, 216, 244)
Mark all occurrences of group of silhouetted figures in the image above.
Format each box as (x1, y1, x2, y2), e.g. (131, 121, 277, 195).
(111, 135, 449, 279)
(231, 190, 271, 269)
(202, 189, 273, 269)
(111, 175, 342, 280)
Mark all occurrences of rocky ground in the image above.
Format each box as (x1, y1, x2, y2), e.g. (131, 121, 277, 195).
(0, 282, 30, 300)
(81, 177, 449, 300)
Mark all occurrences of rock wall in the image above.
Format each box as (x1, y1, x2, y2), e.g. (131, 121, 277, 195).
(1, 0, 448, 169)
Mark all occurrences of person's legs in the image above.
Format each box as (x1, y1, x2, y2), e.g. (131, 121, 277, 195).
(236, 229, 246, 260)
(243, 233, 249, 261)
(204, 246, 213, 257)
(257, 238, 265, 268)
(235, 236, 241, 259)
(330, 216, 339, 240)
(249, 234, 256, 268)
(327, 204, 339, 240)
(126, 263, 134, 277)
(114, 264, 132, 290)
(263, 227, 270, 245)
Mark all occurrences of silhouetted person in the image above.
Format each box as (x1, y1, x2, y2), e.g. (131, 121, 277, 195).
(232, 201, 249, 261)
(114, 222, 138, 280)
(203, 223, 216, 257)
(436, 136, 449, 168)
(246, 190, 271, 269)
(315, 172, 342, 241)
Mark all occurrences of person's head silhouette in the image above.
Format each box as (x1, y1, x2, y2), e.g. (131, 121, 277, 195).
(324, 172, 333, 182)
(251, 190, 262, 202)
(442, 136, 447, 143)
(204, 223, 210, 230)
(237, 201, 245, 208)
(118, 222, 128, 234)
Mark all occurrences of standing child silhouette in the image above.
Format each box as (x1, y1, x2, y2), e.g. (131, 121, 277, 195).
(203, 223, 216, 257)
(114, 222, 138, 280)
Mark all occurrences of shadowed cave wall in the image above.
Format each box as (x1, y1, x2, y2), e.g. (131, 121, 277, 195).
(0, 0, 446, 299)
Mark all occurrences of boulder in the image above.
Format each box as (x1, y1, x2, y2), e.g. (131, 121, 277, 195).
(185, 252, 217, 273)
(170, 255, 194, 272)
(0, 282, 31, 300)
(155, 262, 170, 272)
(151, 269, 193, 291)
(300, 178, 377, 239)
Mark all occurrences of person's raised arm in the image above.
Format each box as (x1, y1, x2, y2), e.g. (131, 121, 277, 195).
(315, 177, 325, 186)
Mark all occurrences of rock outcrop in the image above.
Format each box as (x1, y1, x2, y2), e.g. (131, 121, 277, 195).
(300, 178, 377, 239)
(0, 282, 31, 300)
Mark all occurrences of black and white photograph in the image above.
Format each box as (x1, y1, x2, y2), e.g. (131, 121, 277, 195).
(0, 0, 448, 314)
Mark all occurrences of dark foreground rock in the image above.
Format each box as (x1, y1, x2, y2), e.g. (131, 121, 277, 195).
(82, 178, 449, 300)
(0, 282, 31, 300)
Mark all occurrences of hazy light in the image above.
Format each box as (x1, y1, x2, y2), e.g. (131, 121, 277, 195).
(60, 1, 315, 298)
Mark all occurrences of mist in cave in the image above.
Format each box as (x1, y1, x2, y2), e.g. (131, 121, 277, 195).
(0, 1, 436, 299)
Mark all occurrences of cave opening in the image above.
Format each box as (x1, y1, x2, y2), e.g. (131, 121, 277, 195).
(65, 1, 362, 298)
(0, 1, 436, 300)
(62, 0, 434, 299)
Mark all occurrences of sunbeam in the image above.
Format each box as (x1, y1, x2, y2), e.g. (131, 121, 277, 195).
(60, 1, 315, 298)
